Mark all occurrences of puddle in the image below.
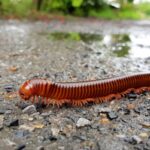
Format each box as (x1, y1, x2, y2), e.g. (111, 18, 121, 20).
(47, 32, 103, 42)
(48, 32, 150, 58)
(105, 34, 150, 58)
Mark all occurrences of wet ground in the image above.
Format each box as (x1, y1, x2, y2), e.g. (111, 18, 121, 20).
(0, 19, 150, 150)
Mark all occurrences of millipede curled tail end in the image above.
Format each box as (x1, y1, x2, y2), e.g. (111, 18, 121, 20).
(19, 73, 150, 107)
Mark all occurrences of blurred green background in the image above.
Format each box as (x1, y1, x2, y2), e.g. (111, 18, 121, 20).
(0, 0, 150, 19)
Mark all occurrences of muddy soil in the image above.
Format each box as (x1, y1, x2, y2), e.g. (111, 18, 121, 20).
(0, 19, 150, 150)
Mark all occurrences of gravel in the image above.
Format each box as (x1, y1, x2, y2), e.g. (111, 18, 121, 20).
(0, 19, 150, 149)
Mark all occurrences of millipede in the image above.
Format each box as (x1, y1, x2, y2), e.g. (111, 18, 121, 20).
(19, 73, 150, 106)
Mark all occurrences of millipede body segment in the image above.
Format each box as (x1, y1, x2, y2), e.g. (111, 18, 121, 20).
(19, 73, 150, 106)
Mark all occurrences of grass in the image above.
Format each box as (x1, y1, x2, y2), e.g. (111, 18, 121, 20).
(0, 0, 33, 18)
(138, 2, 150, 16)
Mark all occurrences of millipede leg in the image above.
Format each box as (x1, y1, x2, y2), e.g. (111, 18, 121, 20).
(134, 87, 148, 94)
(35, 96, 39, 103)
(70, 98, 95, 106)
(31, 96, 35, 103)
(47, 99, 51, 106)
(70, 99, 82, 106)
(115, 94, 122, 100)
(41, 97, 45, 104)
(56, 99, 66, 107)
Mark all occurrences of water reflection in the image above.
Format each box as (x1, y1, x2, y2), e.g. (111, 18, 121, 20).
(48, 32, 150, 58)
(105, 34, 131, 57)
(48, 32, 103, 42)
(109, 34, 150, 58)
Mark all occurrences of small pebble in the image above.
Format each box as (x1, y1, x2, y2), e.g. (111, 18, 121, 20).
(41, 112, 51, 117)
(48, 136, 57, 141)
(116, 134, 126, 139)
(51, 127, 60, 136)
(96, 52, 101, 55)
(84, 64, 88, 68)
(76, 118, 91, 127)
(5, 119, 19, 127)
(94, 66, 99, 69)
(94, 106, 111, 113)
(107, 111, 118, 120)
(132, 135, 142, 144)
(123, 109, 130, 115)
(72, 135, 87, 141)
(36, 146, 45, 150)
(14, 130, 29, 138)
(5, 110, 12, 114)
(0, 109, 6, 114)
(141, 122, 150, 128)
(22, 105, 37, 115)
(128, 93, 137, 99)
(28, 117, 34, 121)
(16, 144, 26, 150)
(8, 66, 18, 72)
(45, 73, 50, 78)
(127, 136, 142, 145)
(139, 132, 149, 138)
(4, 85, 15, 93)
(31, 112, 40, 118)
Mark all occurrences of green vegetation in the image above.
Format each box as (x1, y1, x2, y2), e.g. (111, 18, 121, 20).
(113, 48, 129, 57)
(89, 3, 150, 19)
(48, 32, 103, 42)
(48, 32, 82, 41)
(0, 0, 149, 19)
(0, 0, 33, 17)
(138, 2, 150, 16)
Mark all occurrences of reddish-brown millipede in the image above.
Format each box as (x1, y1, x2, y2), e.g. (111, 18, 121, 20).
(19, 73, 150, 106)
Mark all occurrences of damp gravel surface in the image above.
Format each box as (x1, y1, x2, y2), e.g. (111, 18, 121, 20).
(0, 19, 150, 150)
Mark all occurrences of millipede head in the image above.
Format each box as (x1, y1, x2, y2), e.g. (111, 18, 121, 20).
(19, 80, 33, 100)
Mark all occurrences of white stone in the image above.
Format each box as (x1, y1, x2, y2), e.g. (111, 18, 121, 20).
(76, 118, 91, 127)
(51, 127, 60, 136)
(22, 105, 36, 115)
